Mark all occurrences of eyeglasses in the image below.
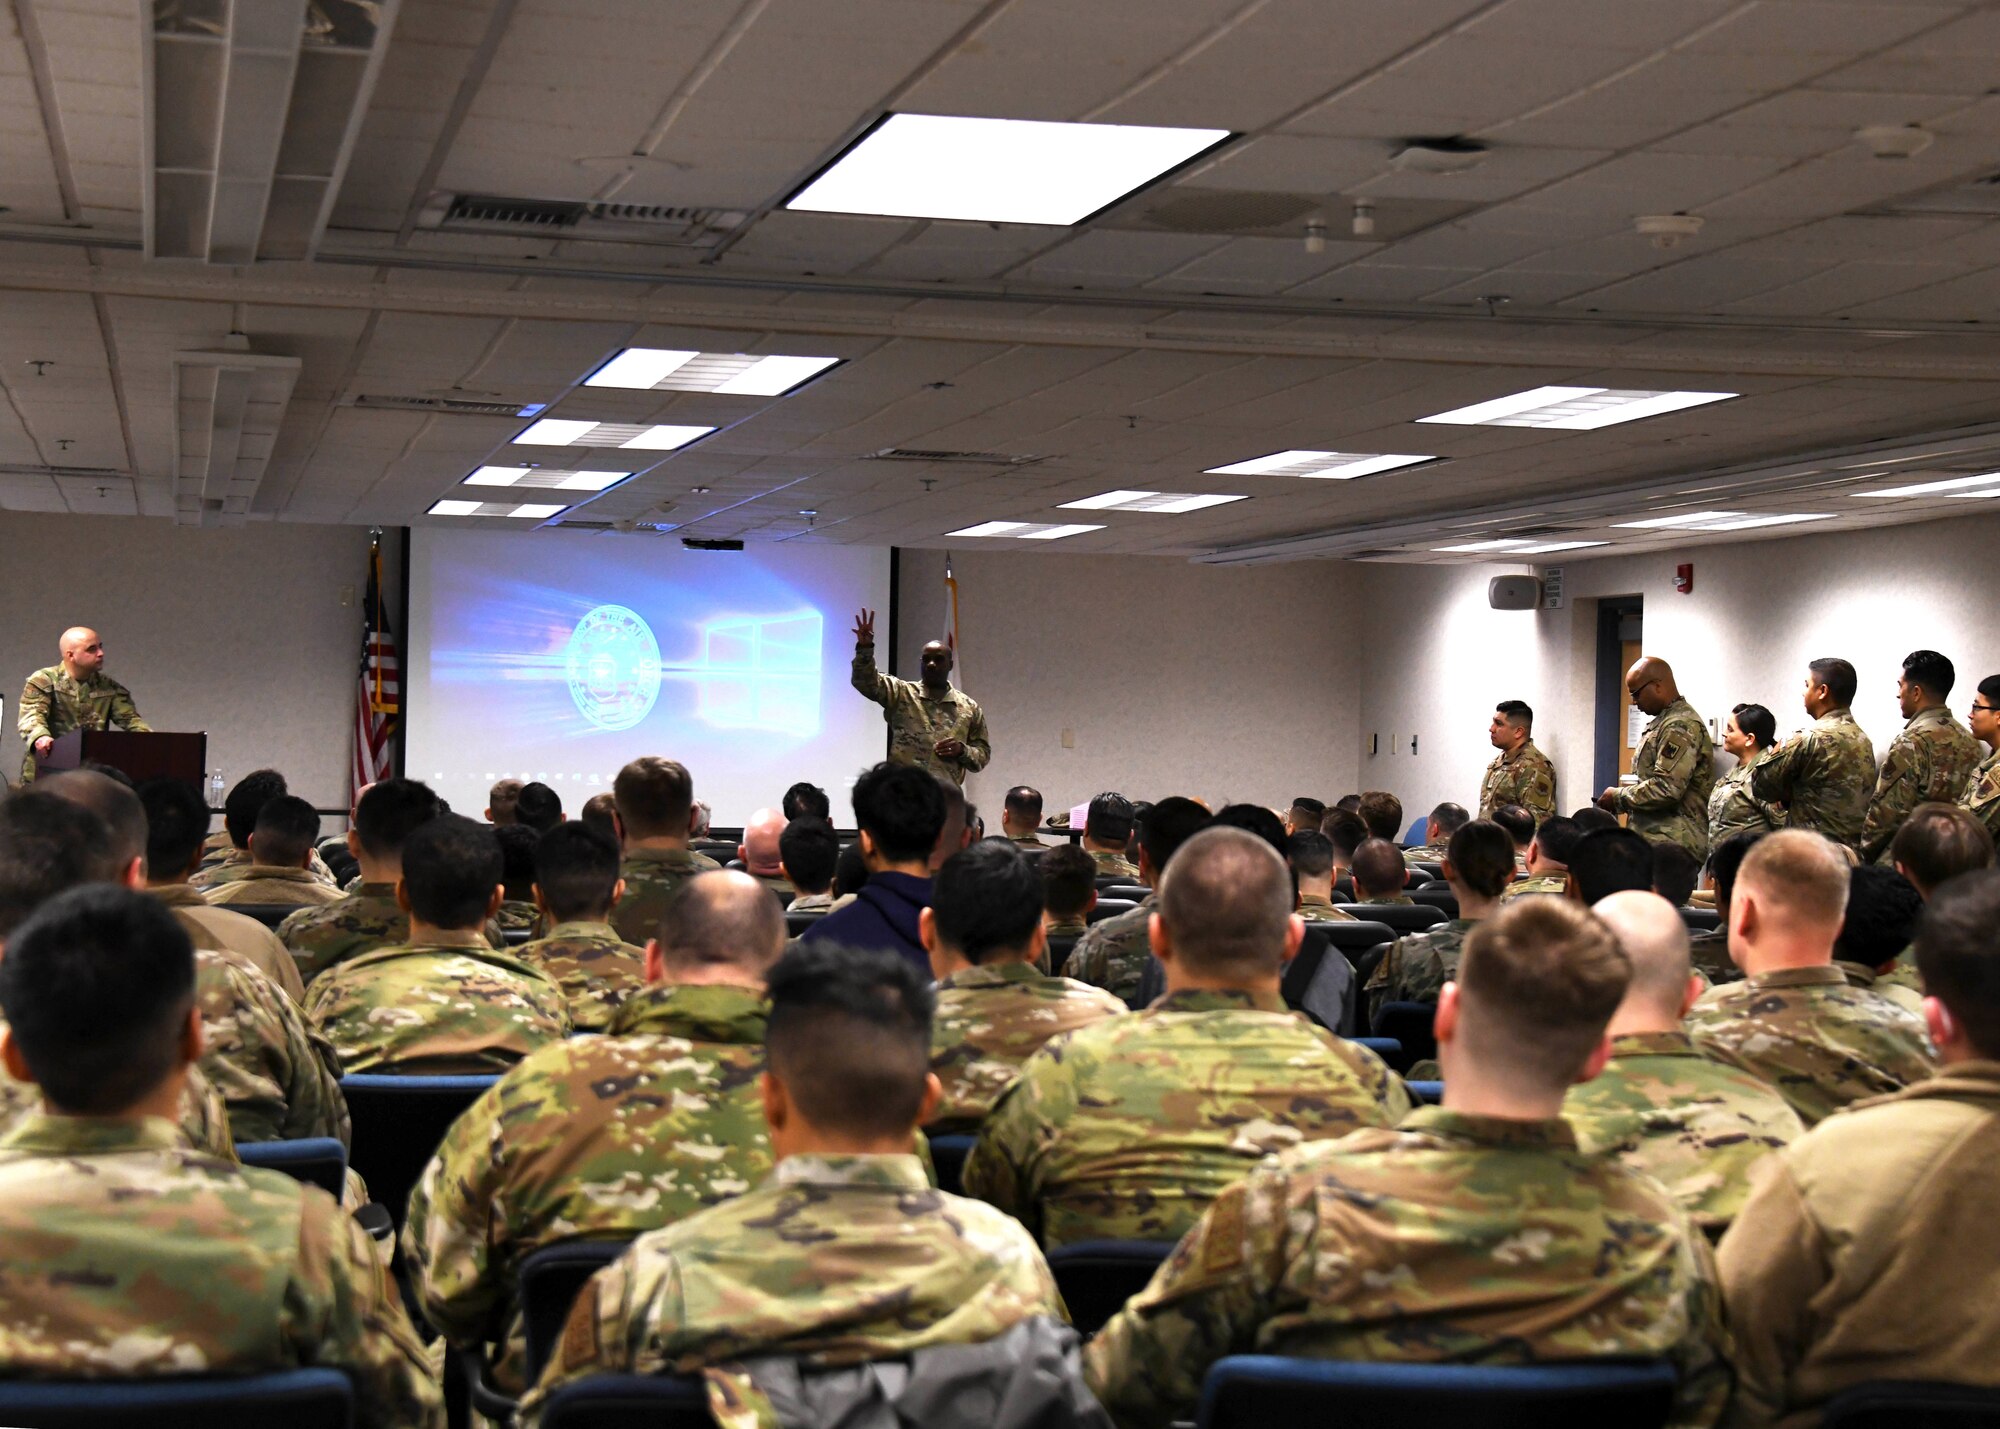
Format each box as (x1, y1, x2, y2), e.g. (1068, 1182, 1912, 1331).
(1974, 703, 1999, 715)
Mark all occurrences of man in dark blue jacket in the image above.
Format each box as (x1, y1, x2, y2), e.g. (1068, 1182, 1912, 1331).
(801, 762, 946, 974)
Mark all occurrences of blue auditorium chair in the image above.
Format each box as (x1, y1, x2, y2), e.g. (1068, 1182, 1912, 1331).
(0, 1367, 354, 1428)
(339, 1072, 497, 1233)
(234, 1136, 347, 1200)
(928, 1133, 976, 1196)
(535, 1373, 712, 1428)
(1821, 1380, 2000, 1426)
(1045, 1239, 1173, 1335)
(1197, 1355, 1680, 1429)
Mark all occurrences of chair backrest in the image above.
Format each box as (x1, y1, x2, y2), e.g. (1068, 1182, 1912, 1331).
(534, 1373, 716, 1428)
(1312, 921, 1398, 960)
(1369, 1003, 1438, 1071)
(1094, 873, 1134, 891)
(1351, 1037, 1401, 1061)
(783, 908, 825, 938)
(1046, 1240, 1174, 1336)
(0, 1368, 354, 1428)
(1335, 903, 1446, 934)
(234, 1137, 348, 1200)
(1087, 898, 1137, 925)
(339, 1074, 498, 1233)
(1410, 861, 1444, 882)
(1102, 884, 1150, 903)
(502, 925, 535, 945)
(930, 1134, 976, 1196)
(1046, 931, 1082, 977)
(1197, 1355, 1680, 1429)
(1678, 907, 1721, 933)
(1409, 888, 1460, 917)
(1821, 1380, 2000, 1427)
(520, 1240, 634, 1383)
(219, 903, 303, 930)
(1409, 1080, 1445, 1104)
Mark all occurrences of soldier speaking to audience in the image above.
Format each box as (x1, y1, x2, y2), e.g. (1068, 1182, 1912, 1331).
(16, 627, 149, 783)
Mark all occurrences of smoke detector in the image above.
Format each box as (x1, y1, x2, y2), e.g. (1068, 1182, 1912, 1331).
(1855, 124, 1934, 160)
(1390, 138, 1487, 175)
(1634, 213, 1704, 249)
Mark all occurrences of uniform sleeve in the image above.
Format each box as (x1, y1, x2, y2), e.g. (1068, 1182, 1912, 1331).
(111, 682, 151, 733)
(283, 992, 353, 1145)
(1859, 734, 1923, 864)
(1621, 719, 1703, 813)
(959, 702, 991, 773)
(16, 672, 52, 742)
(519, 1253, 682, 1428)
(850, 641, 894, 707)
(1750, 734, 1805, 808)
(181, 1064, 240, 1160)
(403, 1077, 512, 1348)
(1363, 938, 1404, 1028)
(1714, 1157, 1822, 1429)
(960, 1073, 1045, 1237)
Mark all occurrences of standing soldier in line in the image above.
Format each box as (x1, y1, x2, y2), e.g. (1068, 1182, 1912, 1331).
(16, 627, 150, 783)
(1708, 703, 1783, 856)
(1753, 657, 1876, 850)
(850, 609, 990, 787)
(1860, 650, 1982, 864)
(1479, 700, 1557, 825)
(1962, 675, 2000, 842)
(1599, 657, 1715, 861)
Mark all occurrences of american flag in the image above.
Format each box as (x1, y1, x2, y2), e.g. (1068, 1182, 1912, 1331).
(943, 551, 961, 675)
(352, 535, 399, 798)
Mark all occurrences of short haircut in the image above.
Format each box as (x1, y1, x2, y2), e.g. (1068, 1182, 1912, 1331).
(1650, 842, 1702, 908)
(1708, 829, 1769, 918)
(533, 822, 621, 922)
(1004, 786, 1044, 824)
(1570, 807, 1620, 834)
(850, 762, 946, 863)
(1288, 830, 1335, 879)
(764, 941, 934, 1139)
(487, 778, 524, 824)
(1428, 802, 1471, 840)
(1835, 864, 1925, 971)
(1086, 792, 1136, 846)
(1982, 674, 2000, 708)
(580, 792, 619, 845)
(613, 758, 694, 840)
(1039, 845, 1097, 920)
(932, 841, 1043, 963)
(354, 778, 444, 861)
(1211, 804, 1288, 858)
(778, 817, 840, 895)
(493, 824, 540, 900)
(0, 793, 124, 938)
(1738, 829, 1849, 933)
(1809, 656, 1859, 708)
(400, 814, 502, 930)
(1137, 796, 1214, 874)
(1903, 649, 1956, 700)
(1289, 797, 1326, 824)
(1495, 699, 1533, 728)
(832, 844, 871, 898)
(223, 769, 287, 849)
(1444, 820, 1516, 899)
(1158, 825, 1294, 977)
(1893, 802, 1996, 896)
(514, 782, 563, 833)
(658, 871, 785, 973)
(1532, 815, 1583, 866)
(138, 777, 210, 878)
(1568, 828, 1656, 904)
(251, 795, 320, 869)
(1322, 809, 1367, 860)
(1490, 803, 1536, 847)
(1357, 791, 1404, 842)
(39, 770, 146, 873)
(1592, 891, 1692, 1011)
(782, 782, 831, 822)
(0, 886, 195, 1115)
(690, 802, 712, 839)
(1732, 702, 1777, 749)
(1456, 897, 1630, 1087)
(1350, 838, 1408, 899)
(1334, 794, 1362, 813)
(1916, 869, 2000, 1057)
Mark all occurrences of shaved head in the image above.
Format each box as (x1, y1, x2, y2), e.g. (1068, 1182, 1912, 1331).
(57, 627, 105, 676)
(1625, 655, 1679, 716)
(741, 807, 787, 876)
(59, 627, 97, 656)
(38, 770, 146, 875)
(1593, 890, 1692, 1012)
(658, 870, 786, 975)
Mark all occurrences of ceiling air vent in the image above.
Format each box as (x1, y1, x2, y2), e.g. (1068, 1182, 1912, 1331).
(417, 194, 748, 246)
(1096, 188, 1475, 242)
(866, 448, 1046, 466)
(1864, 170, 2000, 219)
(351, 394, 534, 417)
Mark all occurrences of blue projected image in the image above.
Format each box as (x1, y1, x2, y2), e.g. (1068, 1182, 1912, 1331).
(694, 611, 822, 736)
(565, 605, 662, 731)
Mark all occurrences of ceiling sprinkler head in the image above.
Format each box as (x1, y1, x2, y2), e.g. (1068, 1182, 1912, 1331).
(1634, 212, 1704, 250)
(1855, 124, 1933, 160)
(1350, 201, 1376, 238)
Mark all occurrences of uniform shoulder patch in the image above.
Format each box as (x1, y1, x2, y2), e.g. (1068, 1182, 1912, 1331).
(559, 1290, 601, 1370)
(1200, 1187, 1247, 1275)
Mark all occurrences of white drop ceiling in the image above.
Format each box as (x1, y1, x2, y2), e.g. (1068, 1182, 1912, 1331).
(6, 0, 2000, 560)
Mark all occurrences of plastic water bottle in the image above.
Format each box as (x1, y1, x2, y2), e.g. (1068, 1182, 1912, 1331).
(208, 768, 225, 808)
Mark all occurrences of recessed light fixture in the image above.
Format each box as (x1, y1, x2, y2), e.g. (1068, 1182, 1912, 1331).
(515, 419, 716, 451)
(1419, 385, 1737, 429)
(1515, 539, 1610, 554)
(1058, 490, 1248, 513)
(1616, 510, 1833, 532)
(1855, 471, 2000, 499)
(947, 520, 1104, 540)
(1204, 450, 1436, 479)
(463, 466, 634, 492)
(583, 348, 840, 396)
(428, 499, 481, 517)
(506, 503, 565, 519)
(1435, 538, 1534, 553)
(428, 498, 567, 519)
(787, 112, 1231, 225)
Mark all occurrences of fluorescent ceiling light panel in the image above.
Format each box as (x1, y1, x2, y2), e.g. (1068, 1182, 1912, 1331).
(1616, 510, 1832, 532)
(948, 520, 1102, 539)
(1855, 471, 2000, 499)
(514, 419, 598, 445)
(1058, 490, 1248, 513)
(554, 471, 634, 491)
(514, 420, 716, 451)
(584, 348, 698, 388)
(949, 521, 1029, 537)
(1616, 510, 1748, 529)
(713, 355, 840, 396)
(1515, 540, 1610, 554)
(787, 112, 1230, 225)
(1019, 523, 1104, 540)
(1205, 450, 1434, 480)
(465, 466, 532, 487)
(583, 348, 839, 396)
(428, 499, 481, 516)
(1435, 538, 1535, 553)
(618, 424, 717, 450)
(1697, 513, 1834, 531)
(507, 503, 565, 519)
(1419, 385, 1738, 429)
(464, 466, 633, 492)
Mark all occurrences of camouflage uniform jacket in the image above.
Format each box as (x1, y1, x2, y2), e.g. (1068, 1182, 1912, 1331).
(1685, 964, 1936, 1127)
(610, 845, 723, 947)
(1961, 748, 2000, 844)
(928, 961, 1128, 1134)
(1354, 892, 1415, 907)
(1061, 895, 1155, 1005)
(1008, 833, 1050, 854)
(1562, 1030, 1804, 1237)
(1044, 914, 1089, 937)
(1296, 895, 1356, 923)
(785, 890, 833, 913)
(1498, 871, 1568, 901)
(1479, 740, 1558, 825)
(204, 866, 347, 909)
(496, 900, 541, 935)
(278, 882, 504, 983)
(1083, 1107, 1730, 1429)
(1088, 848, 1143, 882)
(1403, 845, 1451, 865)
(516, 919, 647, 1031)
(1861, 707, 1983, 864)
(1708, 752, 1782, 854)
(1751, 708, 1876, 848)
(962, 988, 1412, 1247)
(0, 1115, 441, 1428)
(190, 844, 339, 892)
(1836, 961, 1926, 1018)
(1686, 928, 1741, 986)
(518, 1153, 1062, 1429)
(1616, 698, 1718, 860)
(403, 982, 771, 1393)
(151, 881, 306, 1001)
(1364, 919, 1476, 1025)
(14, 665, 150, 781)
(196, 947, 350, 1145)
(850, 641, 991, 786)
(304, 934, 573, 1073)
(0, 1013, 235, 1159)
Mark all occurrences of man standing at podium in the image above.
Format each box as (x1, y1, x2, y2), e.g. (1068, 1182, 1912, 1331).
(16, 627, 150, 783)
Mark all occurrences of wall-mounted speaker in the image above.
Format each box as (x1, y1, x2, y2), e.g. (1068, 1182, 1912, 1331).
(1488, 575, 1542, 610)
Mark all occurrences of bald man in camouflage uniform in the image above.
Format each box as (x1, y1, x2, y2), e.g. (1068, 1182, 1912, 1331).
(1752, 658, 1877, 849)
(1860, 651, 1982, 864)
(850, 608, 990, 787)
(1601, 657, 1715, 860)
(15, 626, 149, 782)
(1479, 700, 1558, 824)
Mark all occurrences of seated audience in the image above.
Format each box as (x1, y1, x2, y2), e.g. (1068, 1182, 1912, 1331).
(1564, 891, 1802, 1237)
(1365, 819, 1514, 1023)
(1720, 867, 2000, 1424)
(1881, 801, 1996, 994)
(1320, 808, 1367, 883)
(1285, 796, 1326, 836)
(578, 791, 619, 845)
(515, 823, 645, 1031)
(1831, 864, 1927, 1014)
(1566, 826, 1657, 903)
(519, 942, 1069, 1428)
(1039, 844, 1097, 936)
(1348, 837, 1412, 904)
(1084, 896, 1727, 1429)
(513, 781, 563, 833)
(486, 778, 523, 826)
(1404, 801, 1471, 861)
(607, 758, 721, 947)
(203, 795, 345, 910)
(781, 781, 831, 823)
(1685, 829, 1936, 1126)
(1003, 784, 1049, 853)
(798, 762, 944, 973)
(1081, 792, 1141, 881)
(492, 824, 543, 933)
(1652, 841, 1703, 908)
(966, 826, 1411, 1247)
(1065, 797, 1212, 1005)
(1288, 830, 1355, 923)
(924, 841, 1125, 1133)
(193, 769, 337, 889)
(1356, 790, 1404, 844)
(1571, 805, 1621, 833)
(932, 777, 973, 870)
(777, 816, 839, 913)
(1490, 801, 1536, 869)
(1500, 813, 1580, 900)
(1691, 829, 1768, 985)
(306, 815, 571, 1071)
(738, 806, 792, 899)
(0, 886, 440, 1426)
(406, 870, 784, 1396)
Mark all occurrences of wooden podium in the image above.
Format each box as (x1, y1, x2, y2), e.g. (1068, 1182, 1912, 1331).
(37, 730, 207, 789)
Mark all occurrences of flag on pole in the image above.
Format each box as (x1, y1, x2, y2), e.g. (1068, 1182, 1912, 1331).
(352, 532, 400, 799)
(943, 551, 961, 676)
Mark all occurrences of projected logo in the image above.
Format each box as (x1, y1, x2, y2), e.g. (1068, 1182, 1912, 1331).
(565, 605, 662, 731)
(563, 605, 822, 736)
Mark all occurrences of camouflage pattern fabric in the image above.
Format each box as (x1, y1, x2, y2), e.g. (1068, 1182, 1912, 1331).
(195, 947, 350, 1145)
(1354, 893, 1415, 907)
(1615, 698, 1718, 860)
(404, 982, 771, 1394)
(785, 891, 833, 913)
(928, 961, 1127, 1134)
(1403, 845, 1452, 864)
(277, 883, 504, 983)
(1043, 914, 1089, 937)
(1296, 895, 1357, 923)
(204, 867, 346, 909)
(0, 1014, 236, 1159)
(1089, 849, 1142, 882)
(962, 988, 1411, 1247)
(496, 900, 540, 934)
(0, 1115, 441, 1427)
(1751, 708, 1877, 849)
(850, 641, 991, 787)
(518, 1154, 1061, 1429)
(1685, 928, 1742, 987)
(1861, 707, 1983, 864)
(1082, 1108, 1730, 1429)
(304, 935, 572, 1073)
(515, 920, 647, 1032)
(1008, 834, 1050, 854)
(1479, 739, 1558, 825)
(1498, 872, 1568, 901)
(1707, 752, 1782, 855)
(609, 846, 722, 948)
(1562, 1030, 1803, 1237)
(191, 844, 340, 892)
(1837, 961, 1926, 1018)
(1061, 895, 1155, 1005)
(1961, 749, 2000, 844)
(151, 882, 306, 1001)
(1363, 919, 1475, 1026)
(1684, 964, 1936, 1126)
(14, 665, 149, 782)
